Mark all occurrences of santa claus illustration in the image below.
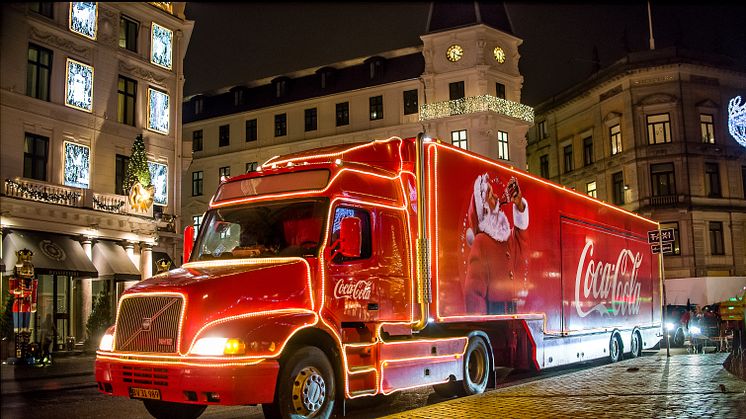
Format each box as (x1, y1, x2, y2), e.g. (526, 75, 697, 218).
(464, 173, 529, 314)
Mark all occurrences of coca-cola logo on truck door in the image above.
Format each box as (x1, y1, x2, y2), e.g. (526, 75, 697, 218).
(574, 240, 643, 318)
(334, 279, 373, 300)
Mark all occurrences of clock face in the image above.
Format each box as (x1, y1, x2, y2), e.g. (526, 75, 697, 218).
(446, 44, 464, 62)
(494, 46, 506, 63)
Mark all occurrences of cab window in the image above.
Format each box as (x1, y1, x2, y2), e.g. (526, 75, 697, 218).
(330, 206, 371, 262)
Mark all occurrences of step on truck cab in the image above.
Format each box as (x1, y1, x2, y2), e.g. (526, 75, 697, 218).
(95, 135, 663, 419)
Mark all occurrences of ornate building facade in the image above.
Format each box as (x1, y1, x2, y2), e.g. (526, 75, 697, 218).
(0, 2, 193, 351)
(182, 4, 533, 234)
(525, 47, 746, 304)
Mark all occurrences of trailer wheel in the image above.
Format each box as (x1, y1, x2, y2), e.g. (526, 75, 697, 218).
(262, 346, 335, 419)
(609, 334, 623, 363)
(628, 331, 642, 358)
(142, 400, 206, 419)
(459, 337, 490, 396)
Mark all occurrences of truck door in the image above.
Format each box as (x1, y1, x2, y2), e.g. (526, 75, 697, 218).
(326, 205, 379, 322)
(377, 211, 411, 321)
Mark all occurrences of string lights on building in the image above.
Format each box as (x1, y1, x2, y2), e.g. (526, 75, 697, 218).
(420, 95, 534, 123)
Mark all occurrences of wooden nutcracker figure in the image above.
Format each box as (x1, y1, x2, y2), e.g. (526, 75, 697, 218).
(9, 249, 38, 361)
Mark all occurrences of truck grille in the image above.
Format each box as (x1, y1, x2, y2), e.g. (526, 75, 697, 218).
(118, 365, 172, 387)
(115, 295, 183, 354)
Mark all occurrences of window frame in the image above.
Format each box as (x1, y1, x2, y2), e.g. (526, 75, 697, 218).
(583, 136, 594, 166)
(451, 129, 468, 150)
(705, 162, 721, 198)
(246, 162, 258, 172)
(304, 108, 318, 132)
(27, 43, 52, 101)
(119, 15, 139, 52)
(403, 89, 418, 115)
(219, 166, 231, 180)
(495, 82, 506, 99)
(650, 162, 676, 197)
(563, 144, 573, 173)
(700, 114, 715, 144)
(219, 124, 230, 147)
(449, 81, 465, 101)
(610, 124, 622, 155)
(192, 171, 204, 196)
(275, 113, 287, 137)
(497, 131, 509, 160)
(369, 95, 383, 121)
(245, 119, 257, 142)
(115, 154, 130, 195)
(539, 155, 549, 178)
(23, 133, 49, 181)
(612, 171, 624, 205)
(192, 129, 203, 152)
(708, 221, 725, 255)
(117, 75, 137, 126)
(586, 181, 597, 198)
(336, 102, 349, 126)
(646, 113, 672, 145)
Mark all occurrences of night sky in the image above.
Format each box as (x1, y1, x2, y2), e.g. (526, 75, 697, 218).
(183, 2, 745, 106)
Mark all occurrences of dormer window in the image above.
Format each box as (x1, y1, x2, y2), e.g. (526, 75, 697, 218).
(193, 96, 204, 115)
(231, 86, 247, 106)
(317, 67, 336, 89)
(364, 56, 386, 80)
(272, 77, 290, 98)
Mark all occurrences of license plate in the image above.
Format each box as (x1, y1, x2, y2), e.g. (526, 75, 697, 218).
(129, 387, 161, 400)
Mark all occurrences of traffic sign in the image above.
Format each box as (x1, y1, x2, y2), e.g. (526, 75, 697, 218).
(648, 228, 675, 244)
(651, 242, 673, 254)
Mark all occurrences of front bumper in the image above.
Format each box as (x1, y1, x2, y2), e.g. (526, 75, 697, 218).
(95, 357, 279, 405)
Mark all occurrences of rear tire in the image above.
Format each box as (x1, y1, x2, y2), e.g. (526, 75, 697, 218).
(459, 337, 490, 396)
(609, 334, 623, 363)
(262, 346, 335, 419)
(142, 400, 206, 419)
(628, 331, 642, 358)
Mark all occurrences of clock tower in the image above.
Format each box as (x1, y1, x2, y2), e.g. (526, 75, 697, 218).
(420, 2, 533, 168)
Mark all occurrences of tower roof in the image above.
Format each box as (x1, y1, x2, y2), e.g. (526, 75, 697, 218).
(426, 1, 513, 35)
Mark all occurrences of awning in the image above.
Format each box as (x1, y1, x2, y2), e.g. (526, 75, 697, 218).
(93, 240, 141, 281)
(2, 230, 98, 277)
(152, 251, 175, 274)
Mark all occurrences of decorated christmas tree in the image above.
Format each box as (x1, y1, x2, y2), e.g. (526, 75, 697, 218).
(124, 134, 151, 192)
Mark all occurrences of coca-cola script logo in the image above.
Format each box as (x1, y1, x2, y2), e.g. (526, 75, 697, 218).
(334, 279, 373, 300)
(574, 241, 643, 318)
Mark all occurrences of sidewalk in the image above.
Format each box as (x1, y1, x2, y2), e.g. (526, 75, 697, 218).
(384, 353, 746, 418)
(1, 352, 96, 396)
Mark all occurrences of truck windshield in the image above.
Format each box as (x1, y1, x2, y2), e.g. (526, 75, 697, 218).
(191, 199, 328, 261)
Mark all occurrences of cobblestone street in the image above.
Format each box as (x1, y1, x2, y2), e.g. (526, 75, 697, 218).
(384, 353, 746, 418)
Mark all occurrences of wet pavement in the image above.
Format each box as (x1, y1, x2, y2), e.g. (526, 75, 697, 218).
(383, 353, 746, 418)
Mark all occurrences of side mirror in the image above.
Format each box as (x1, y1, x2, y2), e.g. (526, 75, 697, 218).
(183, 225, 195, 263)
(337, 217, 361, 258)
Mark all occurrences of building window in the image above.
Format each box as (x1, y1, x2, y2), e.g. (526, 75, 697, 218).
(275, 113, 287, 136)
(449, 81, 465, 100)
(119, 15, 138, 52)
(336, 102, 349, 126)
(305, 108, 317, 132)
(612, 171, 624, 205)
(709, 221, 724, 255)
(650, 162, 676, 197)
(660, 222, 681, 256)
(194, 97, 204, 115)
(497, 131, 509, 160)
(647, 113, 671, 144)
(191, 171, 203, 196)
(150, 22, 173, 70)
(29, 3, 53, 18)
(27, 44, 52, 101)
(219, 124, 230, 147)
(23, 133, 48, 181)
(563, 144, 573, 173)
(115, 154, 130, 195)
(147, 88, 169, 134)
(610, 124, 622, 155)
(495, 82, 506, 99)
(246, 162, 258, 172)
(583, 136, 593, 166)
(369, 95, 383, 120)
(246, 119, 257, 142)
(219, 166, 230, 180)
(403, 89, 418, 115)
(233, 89, 245, 107)
(705, 162, 721, 197)
(192, 130, 203, 152)
(538, 121, 547, 139)
(451, 130, 467, 150)
(539, 155, 549, 178)
(586, 181, 597, 198)
(700, 114, 715, 144)
(69, 2, 97, 39)
(117, 76, 136, 126)
(192, 215, 203, 237)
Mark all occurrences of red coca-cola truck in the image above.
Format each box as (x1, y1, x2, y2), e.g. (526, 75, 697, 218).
(95, 135, 663, 418)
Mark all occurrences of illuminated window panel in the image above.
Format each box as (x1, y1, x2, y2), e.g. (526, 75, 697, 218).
(69, 2, 97, 40)
(148, 161, 168, 205)
(65, 58, 94, 112)
(150, 22, 173, 70)
(64, 142, 90, 189)
(147, 87, 170, 134)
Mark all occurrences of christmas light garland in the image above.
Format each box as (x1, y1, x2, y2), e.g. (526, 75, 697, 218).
(420, 95, 534, 124)
(4, 179, 81, 205)
(93, 196, 126, 213)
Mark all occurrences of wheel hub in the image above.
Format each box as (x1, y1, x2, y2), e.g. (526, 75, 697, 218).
(292, 366, 326, 416)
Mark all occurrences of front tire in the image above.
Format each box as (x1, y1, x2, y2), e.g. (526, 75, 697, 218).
(142, 400, 206, 419)
(262, 346, 335, 419)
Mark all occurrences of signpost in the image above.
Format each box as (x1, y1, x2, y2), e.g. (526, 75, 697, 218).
(649, 227, 675, 357)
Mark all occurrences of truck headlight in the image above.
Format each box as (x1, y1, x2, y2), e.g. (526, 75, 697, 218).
(192, 337, 246, 356)
(99, 326, 115, 351)
(665, 322, 675, 331)
(690, 326, 701, 335)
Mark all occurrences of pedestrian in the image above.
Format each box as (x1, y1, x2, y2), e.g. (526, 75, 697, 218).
(39, 313, 56, 365)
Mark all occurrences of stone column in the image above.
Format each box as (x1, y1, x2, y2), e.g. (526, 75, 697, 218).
(80, 237, 94, 341)
(140, 242, 153, 280)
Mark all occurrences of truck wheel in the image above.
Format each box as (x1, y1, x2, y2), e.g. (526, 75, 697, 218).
(142, 400, 206, 419)
(459, 337, 490, 396)
(673, 328, 685, 347)
(262, 346, 335, 419)
(609, 334, 623, 363)
(628, 331, 642, 358)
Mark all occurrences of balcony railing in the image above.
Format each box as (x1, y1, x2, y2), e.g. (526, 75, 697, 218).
(419, 95, 534, 124)
(650, 194, 678, 207)
(3, 178, 158, 219)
